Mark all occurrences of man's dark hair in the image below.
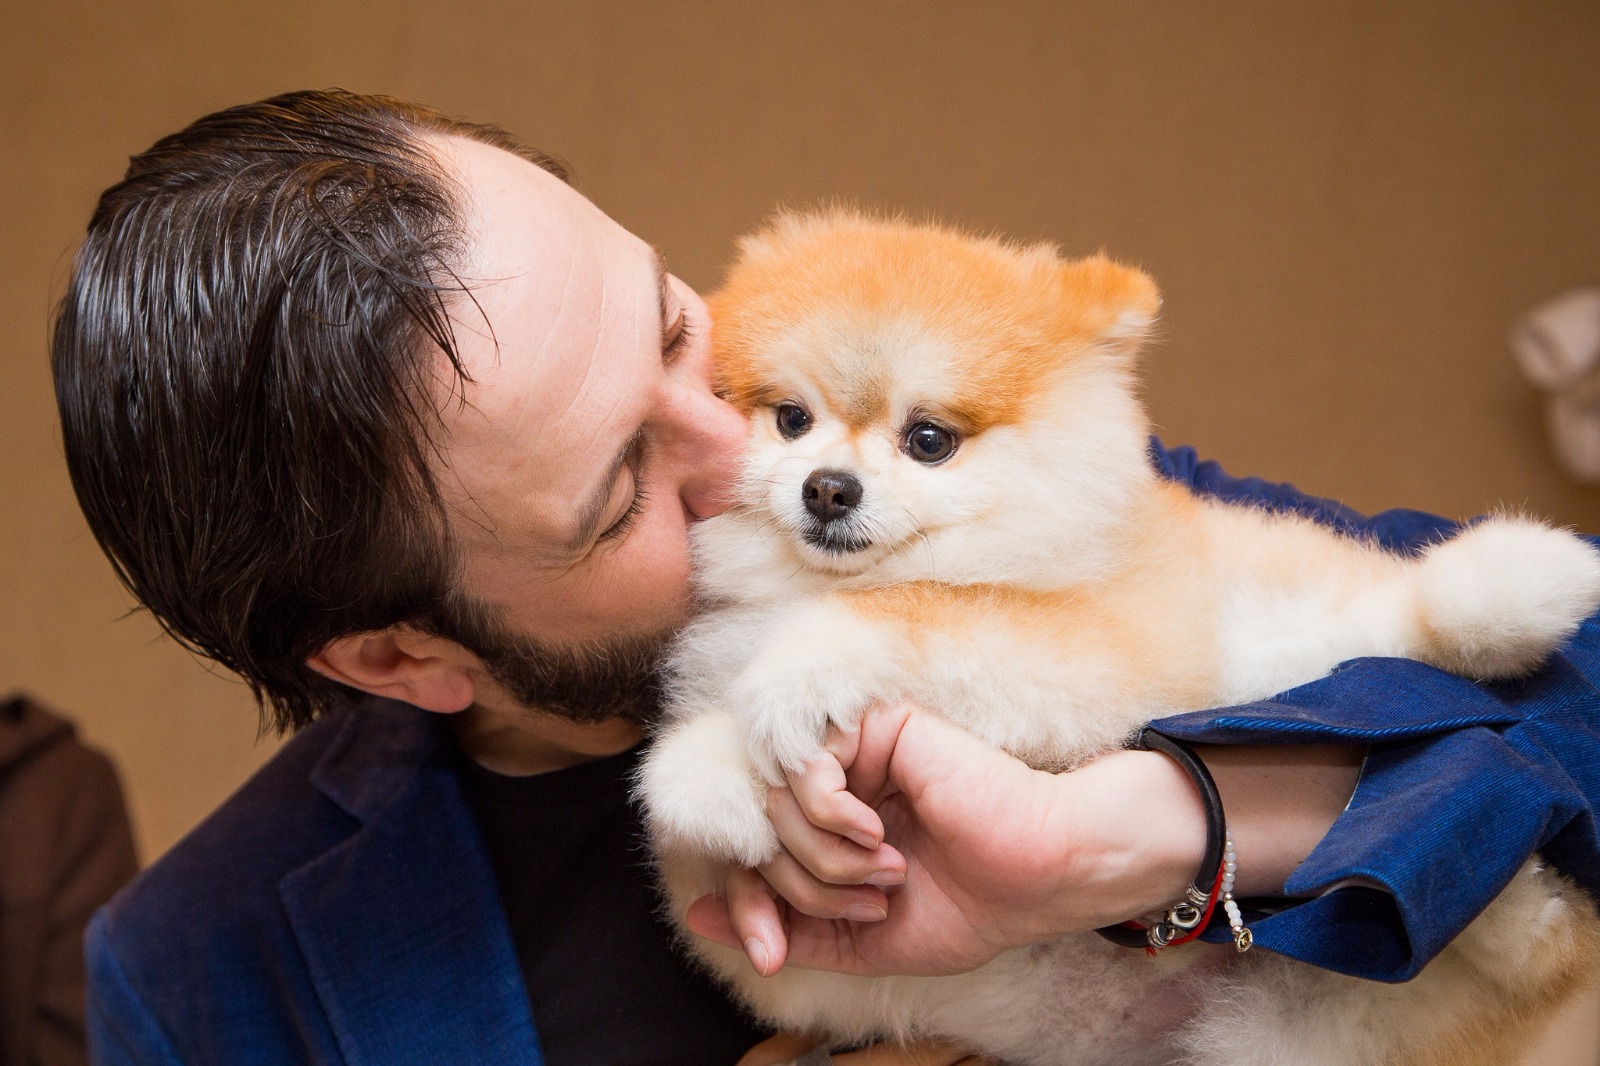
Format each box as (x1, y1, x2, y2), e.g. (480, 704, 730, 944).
(52, 89, 568, 733)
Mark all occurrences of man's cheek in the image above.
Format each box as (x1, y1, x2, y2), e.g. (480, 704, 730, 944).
(622, 520, 693, 602)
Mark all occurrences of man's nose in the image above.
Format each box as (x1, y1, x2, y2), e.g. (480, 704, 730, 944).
(670, 387, 748, 520)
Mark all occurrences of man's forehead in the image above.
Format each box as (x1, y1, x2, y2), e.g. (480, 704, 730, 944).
(433, 138, 646, 401)
(439, 137, 592, 288)
(429, 134, 650, 288)
(425, 136, 662, 561)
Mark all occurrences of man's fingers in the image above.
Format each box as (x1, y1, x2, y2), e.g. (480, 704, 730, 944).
(767, 785, 904, 887)
(689, 890, 900, 979)
(683, 892, 739, 948)
(757, 849, 891, 923)
(823, 723, 863, 770)
(755, 907, 874, 976)
(686, 867, 791, 976)
(781, 745, 884, 850)
(847, 703, 918, 802)
(861, 703, 1026, 811)
(683, 856, 891, 977)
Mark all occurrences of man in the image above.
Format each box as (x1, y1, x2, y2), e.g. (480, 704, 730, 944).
(54, 90, 1600, 1064)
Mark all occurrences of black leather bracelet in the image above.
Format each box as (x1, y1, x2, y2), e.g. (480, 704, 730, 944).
(1094, 727, 1227, 950)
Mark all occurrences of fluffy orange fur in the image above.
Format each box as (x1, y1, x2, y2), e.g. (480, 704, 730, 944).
(710, 211, 1160, 434)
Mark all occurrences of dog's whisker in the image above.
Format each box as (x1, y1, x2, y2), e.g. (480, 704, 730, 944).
(893, 505, 937, 581)
(776, 559, 810, 588)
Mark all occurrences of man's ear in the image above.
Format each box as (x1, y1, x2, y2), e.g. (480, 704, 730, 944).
(307, 628, 477, 713)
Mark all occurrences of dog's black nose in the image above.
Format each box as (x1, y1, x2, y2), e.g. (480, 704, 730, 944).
(802, 470, 863, 523)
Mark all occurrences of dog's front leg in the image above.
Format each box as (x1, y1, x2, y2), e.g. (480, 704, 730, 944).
(640, 705, 782, 867)
(727, 598, 905, 784)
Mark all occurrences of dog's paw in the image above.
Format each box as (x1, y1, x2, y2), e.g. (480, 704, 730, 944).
(732, 675, 845, 785)
(727, 601, 901, 779)
(1418, 518, 1600, 677)
(637, 708, 780, 867)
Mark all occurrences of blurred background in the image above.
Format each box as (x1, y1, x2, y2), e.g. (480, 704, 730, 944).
(5, 0, 1599, 903)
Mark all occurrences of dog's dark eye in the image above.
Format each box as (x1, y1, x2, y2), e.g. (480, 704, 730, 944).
(776, 403, 812, 440)
(905, 422, 956, 464)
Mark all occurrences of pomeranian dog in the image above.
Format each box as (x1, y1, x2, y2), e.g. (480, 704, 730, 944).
(637, 210, 1600, 1065)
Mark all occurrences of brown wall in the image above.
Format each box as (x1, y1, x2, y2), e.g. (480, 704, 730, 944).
(5, 1, 1599, 860)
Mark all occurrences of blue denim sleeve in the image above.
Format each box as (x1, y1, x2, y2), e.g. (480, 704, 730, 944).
(1145, 439, 1600, 982)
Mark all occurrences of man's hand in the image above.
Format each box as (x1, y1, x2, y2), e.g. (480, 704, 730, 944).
(690, 702, 1362, 978)
(689, 702, 1207, 975)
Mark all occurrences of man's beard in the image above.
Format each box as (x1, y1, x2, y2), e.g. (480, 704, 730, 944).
(427, 592, 670, 726)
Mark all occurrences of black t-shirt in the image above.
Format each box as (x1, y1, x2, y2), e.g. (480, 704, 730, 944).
(455, 741, 771, 1065)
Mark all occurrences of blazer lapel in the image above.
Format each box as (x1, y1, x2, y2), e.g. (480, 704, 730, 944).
(280, 701, 540, 1065)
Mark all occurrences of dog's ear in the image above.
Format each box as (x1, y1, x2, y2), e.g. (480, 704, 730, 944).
(1057, 254, 1162, 360)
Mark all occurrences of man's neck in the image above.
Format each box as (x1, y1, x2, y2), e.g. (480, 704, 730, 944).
(450, 698, 645, 777)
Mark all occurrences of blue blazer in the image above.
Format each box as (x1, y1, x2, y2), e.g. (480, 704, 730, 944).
(84, 443, 1600, 1062)
(86, 703, 543, 1064)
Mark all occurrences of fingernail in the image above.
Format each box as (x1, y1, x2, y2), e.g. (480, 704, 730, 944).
(744, 936, 770, 976)
(846, 830, 880, 850)
(866, 869, 904, 887)
(842, 903, 888, 922)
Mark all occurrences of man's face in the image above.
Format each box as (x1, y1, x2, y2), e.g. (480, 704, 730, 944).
(427, 136, 746, 718)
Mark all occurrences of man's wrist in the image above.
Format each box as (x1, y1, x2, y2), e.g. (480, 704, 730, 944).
(1199, 744, 1365, 898)
(1035, 749, 1209, 939)
(1054, 743, 1364, 929)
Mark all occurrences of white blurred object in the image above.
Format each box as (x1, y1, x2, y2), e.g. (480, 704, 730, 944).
(1547, 389, 1600, 483)
(1512, 287, 1600, 390)
(1511, 286, 1600, 483)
